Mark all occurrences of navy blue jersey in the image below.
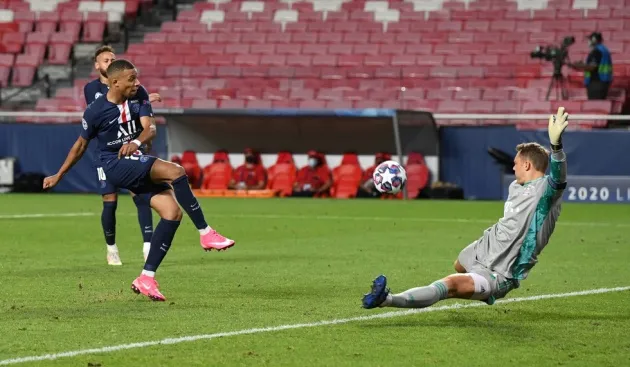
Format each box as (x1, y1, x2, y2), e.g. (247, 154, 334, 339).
(81, 86, 153, 162)
(84, 79, 109, 105)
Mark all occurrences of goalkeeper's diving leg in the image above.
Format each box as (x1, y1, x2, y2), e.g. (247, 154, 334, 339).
(362, 271, 498, 309)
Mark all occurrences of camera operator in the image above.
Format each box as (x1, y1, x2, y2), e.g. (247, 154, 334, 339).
(569, 32, 613, 100)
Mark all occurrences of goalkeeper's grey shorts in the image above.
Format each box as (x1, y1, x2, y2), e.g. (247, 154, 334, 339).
(457, 242, 520, 305)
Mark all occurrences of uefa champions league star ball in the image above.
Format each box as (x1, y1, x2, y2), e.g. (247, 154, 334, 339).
(372, 160, 407, 194)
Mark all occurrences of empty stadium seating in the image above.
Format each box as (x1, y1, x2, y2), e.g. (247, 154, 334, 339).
(30, 0, 630, 128)
(0, 0, 147, 88)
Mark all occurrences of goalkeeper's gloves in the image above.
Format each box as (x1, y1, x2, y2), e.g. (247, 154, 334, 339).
(548, 106, 569, 149)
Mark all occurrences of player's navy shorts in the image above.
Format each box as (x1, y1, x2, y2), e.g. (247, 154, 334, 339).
(97, 153, 170, 196)
(95, 164, 118, 195)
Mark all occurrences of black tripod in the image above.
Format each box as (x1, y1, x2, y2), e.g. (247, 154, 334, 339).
(545, 71, 569, 101)
(545, 57, 569, 101)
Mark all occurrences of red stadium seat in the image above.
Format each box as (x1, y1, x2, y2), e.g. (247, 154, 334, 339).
(201, 149, 233, 189)
(243, 97, 270, 108)
(0, 53, 14, 87)
(405, 153, 430, 199)
(332, 153, 363, 198)
(219, 99, 246, 109)
(83, 12, 107, 42)
(202, 162, 233, 190)
(522, 101, 552, 113)
(48, 32, 74, 64)
(11, 53, 38, 87)
(59, 18, 81, 41)
(180, 150, 202, 188)
(36, 11, 59, 33)
(581, 101, 613, 114)
(465, 101, 494, 113)
(35, 98, 59, 111)
(267, 151, 297, 196)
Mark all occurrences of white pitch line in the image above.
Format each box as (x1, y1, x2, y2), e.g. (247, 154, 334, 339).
(1, 211, 629, 228)
(0, 286, 628, 365)
(0, 212, 95, 219)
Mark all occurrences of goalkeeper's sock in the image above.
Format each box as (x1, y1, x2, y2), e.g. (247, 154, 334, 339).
(101, 201, 117, 246)
(384, 281, 449, 308)
(143, 219, 180, 273)
(172, 175, 209, 230)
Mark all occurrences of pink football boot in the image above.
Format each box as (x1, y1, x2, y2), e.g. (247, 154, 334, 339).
(131, 275, 165, 301)
(200, 229, 235, 251)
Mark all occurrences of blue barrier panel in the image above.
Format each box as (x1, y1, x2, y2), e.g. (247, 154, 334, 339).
(0, 108, 437, 194)
(440, 126, 630, 200)
(0, 123, 168, 193)
(503, 175, 630, 204)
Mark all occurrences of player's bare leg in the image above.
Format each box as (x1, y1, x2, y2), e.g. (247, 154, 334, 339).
(150, 159, 235, 251)
(129, 191, 154, 260)
(454, 260, 467, 273)
(131, 189, 182, 301)
(101, 192, 122, 266)
(362, 273, 477, 309)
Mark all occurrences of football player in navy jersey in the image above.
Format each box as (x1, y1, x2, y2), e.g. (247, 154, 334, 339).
(44, 60, 235, 301)
(85, 46, 162, 106)
(85, 45, 163, 266)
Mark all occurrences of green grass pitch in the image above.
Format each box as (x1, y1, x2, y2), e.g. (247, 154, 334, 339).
(0, 194, 629, 366)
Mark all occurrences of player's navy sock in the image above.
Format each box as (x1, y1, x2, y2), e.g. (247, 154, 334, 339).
(143, 218, 180, 273)
(101, 201, 117, 246)
(386, 280, 449, 308)
(171, 175, 209, 230)
(133, 193, 154, 243)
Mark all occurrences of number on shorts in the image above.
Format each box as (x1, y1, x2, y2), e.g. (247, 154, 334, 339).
(97, 167, 106, 181)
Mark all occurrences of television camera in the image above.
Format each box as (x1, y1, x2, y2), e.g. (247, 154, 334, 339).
(530, 36, 575, 101)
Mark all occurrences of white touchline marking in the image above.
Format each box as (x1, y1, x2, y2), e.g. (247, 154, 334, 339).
(0, 286, 628, 365)
(1, 211, 628, 228)
(0, 213, 95, 219)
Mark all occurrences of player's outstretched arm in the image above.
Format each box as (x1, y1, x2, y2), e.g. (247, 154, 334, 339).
(548, 107, 568, 189)
(43, 136, 89, 189)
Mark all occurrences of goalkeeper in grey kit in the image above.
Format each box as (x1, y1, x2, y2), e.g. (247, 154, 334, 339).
(362, 107, 570, 309)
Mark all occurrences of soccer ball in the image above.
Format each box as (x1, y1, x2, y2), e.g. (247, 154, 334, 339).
(372, 160, 407, 194)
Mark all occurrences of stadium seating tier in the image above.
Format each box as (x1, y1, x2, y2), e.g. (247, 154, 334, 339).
(2, 0, 628, 128)
(0, 0, 148, 87)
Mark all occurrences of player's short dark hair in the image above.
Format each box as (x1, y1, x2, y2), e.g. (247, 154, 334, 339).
(94, 45, 115, 61)
(516, 142, 549, 172)
(106, 59, 136, 78)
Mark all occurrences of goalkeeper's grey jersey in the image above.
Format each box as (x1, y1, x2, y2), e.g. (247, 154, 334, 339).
(472, 151, 567, 280)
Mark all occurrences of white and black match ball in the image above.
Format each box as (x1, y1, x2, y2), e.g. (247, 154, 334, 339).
(372, 160, 407, 194)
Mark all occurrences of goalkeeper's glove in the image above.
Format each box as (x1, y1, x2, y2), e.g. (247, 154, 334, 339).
(548, 106, 569, 148)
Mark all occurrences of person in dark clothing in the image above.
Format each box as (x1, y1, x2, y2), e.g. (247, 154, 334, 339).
(569, 32, 613, 100)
